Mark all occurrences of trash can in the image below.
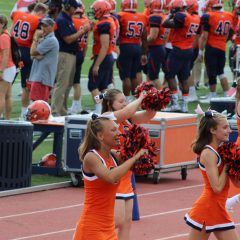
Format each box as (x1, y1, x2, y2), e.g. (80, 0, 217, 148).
(0, 121, 33, 191)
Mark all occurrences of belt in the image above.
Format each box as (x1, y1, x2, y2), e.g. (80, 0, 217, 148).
(61, 50, 76, 55)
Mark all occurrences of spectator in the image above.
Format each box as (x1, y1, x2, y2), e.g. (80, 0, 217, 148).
(51, 0, 90, 116)
(29, 17, 59, 102)
(0, 14, 17, 119)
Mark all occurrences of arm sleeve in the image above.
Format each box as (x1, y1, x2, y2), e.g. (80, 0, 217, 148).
(149, 15, 162, 28)
(97, 22, 111, 35)
(173, 12, 186, 28)
(201, 14, 210, 32)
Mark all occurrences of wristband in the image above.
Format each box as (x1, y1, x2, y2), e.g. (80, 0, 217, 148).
(198, 50, 203, 56)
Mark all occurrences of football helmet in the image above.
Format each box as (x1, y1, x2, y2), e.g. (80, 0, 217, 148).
(39, 153, 56, 168)
(106, 0, 117, 12)
(235, 0, 240, 12)
(144, 0, 151, 7)
(150, 0, 165, 13)
(88, 0, 111, 19)
(25, 100, 51, 122)
(75, 2, 85, 14)
(206, 0, 224, 8)
(169, 0, 187, 12)
(121, 0, 138, 12)
(186, 0, 198, 13)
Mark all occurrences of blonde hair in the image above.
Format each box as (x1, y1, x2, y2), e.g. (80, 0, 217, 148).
(101, 89, 123, 113)
(192, 112, 226, 155)
(78, 118, 110, 161)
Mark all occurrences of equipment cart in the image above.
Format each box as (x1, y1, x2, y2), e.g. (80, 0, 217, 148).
(63, 114, 91, 186)
(140, 112, 198, 184)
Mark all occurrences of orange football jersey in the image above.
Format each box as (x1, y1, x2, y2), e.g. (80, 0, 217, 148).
(171, 12, 200, 49)
(11, 11, 40, 48)
(148, 13, 166, 46)
(118, 11, 147, 44)
(202, 11, 233, 51)
(92, 17, 115, 56)
(72, 16, 91, 50)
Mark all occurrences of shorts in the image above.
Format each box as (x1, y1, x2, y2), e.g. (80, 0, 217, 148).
(19, 46, 33, 88)
(148, 45, 166, 80)
(165, 47, 193, 82)
(2, 66, 17, 83)
(205, 45, 226, 78)
(117, 44, 142, 80)
(88, 54, 114, 92)
(29, 81, 51, 102)
(73, 50, 84, 84)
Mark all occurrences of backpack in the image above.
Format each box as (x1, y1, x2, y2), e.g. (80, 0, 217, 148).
(10, 36, 22, 68)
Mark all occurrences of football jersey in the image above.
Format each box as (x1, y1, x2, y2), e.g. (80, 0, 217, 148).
(232, 13, 240, 45)
(92, 17, 115, 56)
(201, 11, 233, 51)
(148, 13, 166, 46)
(117, 11, 147, 44)
(110, 13, 120, 51)
(143, 7, 151, 17)
(72, 16, 91, 50)
(11, 11, 40, 48)
(171, 12, 200, 49)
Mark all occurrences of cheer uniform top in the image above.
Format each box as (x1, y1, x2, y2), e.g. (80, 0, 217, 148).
(184, 145, 235, 233)
(236, 110, 240, 146)
(73, 149, 118, 240)
(116, 120, 134, 200)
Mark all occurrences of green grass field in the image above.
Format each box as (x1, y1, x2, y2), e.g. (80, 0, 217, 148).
(0, 1, 234, 186)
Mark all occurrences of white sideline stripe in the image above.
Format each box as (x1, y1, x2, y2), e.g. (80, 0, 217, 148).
(0, 184, 202, 220)
(141, 207, 190, 219)
(10, 229, 75, 240)
(138, 184, 204, 197)
(0, 203, 83, 220)
(153, 222, 240, 240)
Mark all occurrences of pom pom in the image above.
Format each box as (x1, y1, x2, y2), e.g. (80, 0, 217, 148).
(218, 143, 240, 180)
(118, 124, 159, 176)
(134, 82, 171, 111)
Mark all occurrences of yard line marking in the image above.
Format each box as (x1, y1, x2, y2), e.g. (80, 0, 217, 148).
(141, 207, 190, 219)
(0, 184, 203, 220)
(0, 203, 83, 220)
(10, 228, 75, 240)
(138, 184, 204, 197)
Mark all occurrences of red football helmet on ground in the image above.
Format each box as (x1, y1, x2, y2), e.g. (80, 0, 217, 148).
(39, 153, 56, 168)
(150, 0, 165, 13)
(89, 0, 111, 19)
(121, 0, 138, 12)
(169, 0, 187, 11)
(186, 0, 198, 13)
(25, 100, 51, 122)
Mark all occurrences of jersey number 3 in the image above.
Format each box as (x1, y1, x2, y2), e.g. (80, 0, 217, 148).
(126, 21, 144, 38)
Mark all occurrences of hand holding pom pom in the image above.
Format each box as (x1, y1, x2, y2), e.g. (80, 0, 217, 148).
(118, 124, 159, 176)
(134, 82, 171, 111)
